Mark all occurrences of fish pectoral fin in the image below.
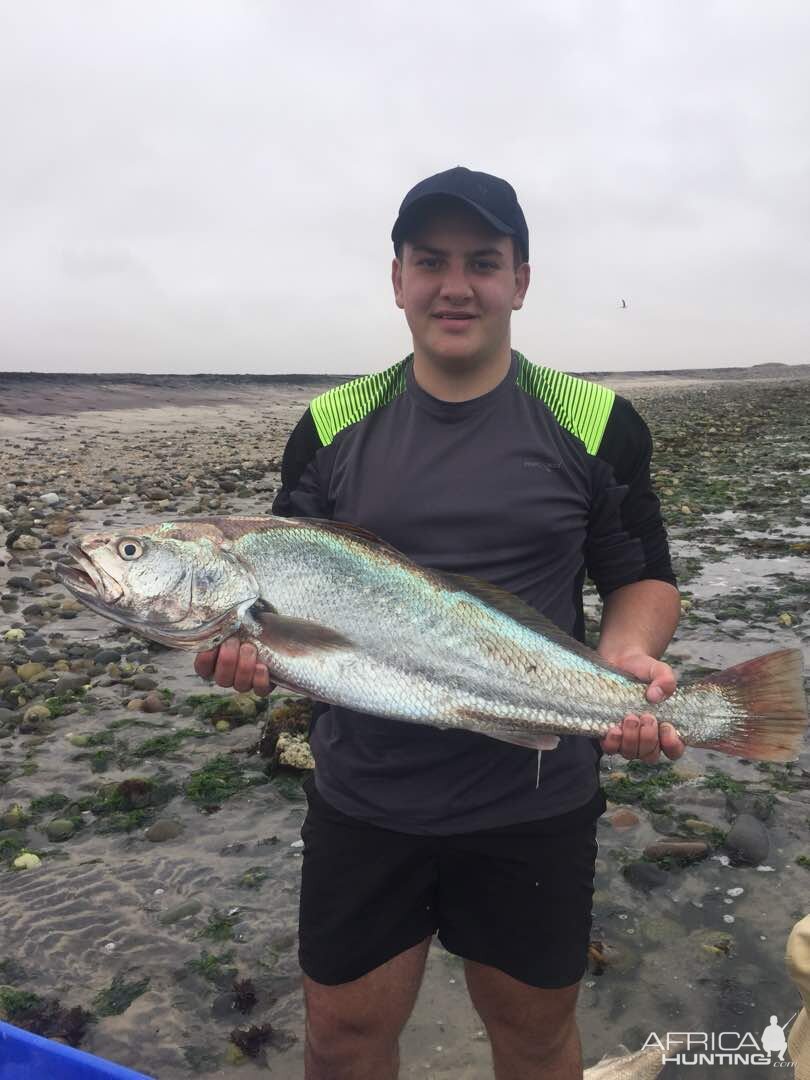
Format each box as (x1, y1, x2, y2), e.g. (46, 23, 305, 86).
(254, 611, 354, 657)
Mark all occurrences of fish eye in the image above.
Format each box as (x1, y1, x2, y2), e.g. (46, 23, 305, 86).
(117, 539, 143, 560)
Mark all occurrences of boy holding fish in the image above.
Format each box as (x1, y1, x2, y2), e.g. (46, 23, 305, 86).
(196, 168, 688, 1079)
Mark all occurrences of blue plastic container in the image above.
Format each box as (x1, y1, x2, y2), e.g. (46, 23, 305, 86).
(0, 1021, 154, 1079)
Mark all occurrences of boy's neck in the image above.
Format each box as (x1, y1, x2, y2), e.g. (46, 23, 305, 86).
(411, 343, 513, 403)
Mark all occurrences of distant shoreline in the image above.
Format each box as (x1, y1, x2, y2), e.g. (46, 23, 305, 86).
(1, 361, 808, 385)
(3, 363, 808, 420)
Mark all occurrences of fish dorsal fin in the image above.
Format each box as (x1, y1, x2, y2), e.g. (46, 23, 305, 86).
(439, 572, 636, 680)
(296, 517, 403, 556)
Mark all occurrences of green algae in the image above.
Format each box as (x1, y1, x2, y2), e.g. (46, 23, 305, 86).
(92, 974, 150, 1017)
(0, 987, 41, 1020)
(185, 755, 268, 810)
(601, 760, 686, 812)
(237, 866, 271, 889)
(702, 770, 746, 795)
(44, 689, 86, 718)
(187, 949, 236, 983)
(28, 792, 70, 815)
(131, 728, 211, 759)
(198, 909, 241, 943)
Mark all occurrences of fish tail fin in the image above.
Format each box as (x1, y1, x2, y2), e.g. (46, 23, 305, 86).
(693, 648, 807, 762)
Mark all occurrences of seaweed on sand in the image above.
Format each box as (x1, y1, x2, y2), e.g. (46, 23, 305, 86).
(601, 760, 686, 813)
(184, 755, 267, 811)
(232, 977, 257, 1015)
(92, 973, 150, 1017)
(0, 987, 93, 1047)
(229, 1023, 273, 1058)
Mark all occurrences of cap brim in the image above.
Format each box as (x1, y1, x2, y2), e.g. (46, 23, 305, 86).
(392, 192, 516, 245)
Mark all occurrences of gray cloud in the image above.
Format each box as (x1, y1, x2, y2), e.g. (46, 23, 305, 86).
(1, 0, 808, 373)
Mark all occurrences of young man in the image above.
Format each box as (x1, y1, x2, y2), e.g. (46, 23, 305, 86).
(195, 167, 684, 1079)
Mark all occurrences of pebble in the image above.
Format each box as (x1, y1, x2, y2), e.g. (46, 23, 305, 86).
(40, 493, 60, 505)
(45, 819, 75, 841)
(643, 841, 709, 862)
(159, 899, 203, 925)
(0, 828, 27, 845)
(623, 861, 670, 891)
(725, 791, 775, 822)
(608, 809, 640, 829)
(22, 704, 51, 724)
(0, 806, 25, 828)
(15, 661, 47, 682)
(6, 576, 33, 591)
(13, 852, 41, 870)
(94, 649, 122, 665)
(724, 814, 769, 866)
(11, 534, 41, 551)
(145, 820, 184, 843)
(3, 629, 25, 642)
(683, 818, 718, 836)
(0, 667, 21, 689)
(53, 673, 88, 695)
(141, 691, 167, 713)
(130, 674, 158, 691)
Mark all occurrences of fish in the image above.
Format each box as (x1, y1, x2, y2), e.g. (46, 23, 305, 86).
(584, 1045, 663, 1080)
(56, 515, 807, 762)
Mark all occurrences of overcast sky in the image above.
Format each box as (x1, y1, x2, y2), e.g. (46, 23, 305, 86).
(1, 1, 808, 375)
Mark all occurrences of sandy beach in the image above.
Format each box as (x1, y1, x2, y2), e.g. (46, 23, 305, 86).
(1, 367, 809, 1079)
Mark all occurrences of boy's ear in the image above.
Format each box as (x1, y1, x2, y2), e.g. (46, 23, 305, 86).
(512, 262, 530, 310)
(392, 257, 405, 309)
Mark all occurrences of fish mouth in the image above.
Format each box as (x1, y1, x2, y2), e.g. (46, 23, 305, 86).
(58, 543, 125, 605)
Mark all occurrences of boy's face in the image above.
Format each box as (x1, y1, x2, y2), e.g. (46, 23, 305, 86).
(392, 202, 530, 371)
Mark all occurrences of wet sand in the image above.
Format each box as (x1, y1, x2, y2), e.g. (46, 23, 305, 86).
(1, 368, 808, 1079)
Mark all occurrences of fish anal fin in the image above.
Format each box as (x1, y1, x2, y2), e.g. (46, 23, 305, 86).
(454, 708, 560, 751)
(488, 730, 560, 751)
(254, 610, 354, 657)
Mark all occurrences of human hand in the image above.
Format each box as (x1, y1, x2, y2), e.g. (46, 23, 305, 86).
(194, 636, 275, 696)
(599, 652, 685, 763)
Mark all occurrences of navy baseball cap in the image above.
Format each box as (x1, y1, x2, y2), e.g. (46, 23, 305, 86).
(392, 166, 529, 261)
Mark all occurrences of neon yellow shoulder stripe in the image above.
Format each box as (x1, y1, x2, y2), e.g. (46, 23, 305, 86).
(515, 353, 615, 455)
(310, 358, 409, 446)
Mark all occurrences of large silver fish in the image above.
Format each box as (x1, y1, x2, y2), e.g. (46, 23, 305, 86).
(57, 516, 807, 761)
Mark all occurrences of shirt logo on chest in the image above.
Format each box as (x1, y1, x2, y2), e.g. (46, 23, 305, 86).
(522, 457, 562, 470)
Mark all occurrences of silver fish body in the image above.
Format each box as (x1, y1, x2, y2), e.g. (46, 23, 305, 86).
(57, 516, 807, 761)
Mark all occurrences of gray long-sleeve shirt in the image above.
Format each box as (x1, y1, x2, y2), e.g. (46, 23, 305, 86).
(272, 350, 675, 834)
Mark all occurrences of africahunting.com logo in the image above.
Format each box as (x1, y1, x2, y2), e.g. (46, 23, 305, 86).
(642, 1012, 798, 1067)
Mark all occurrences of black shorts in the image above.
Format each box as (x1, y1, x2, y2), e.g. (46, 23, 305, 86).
(298, 776, 604, 989)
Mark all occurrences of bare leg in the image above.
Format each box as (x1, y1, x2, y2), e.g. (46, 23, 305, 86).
(304, 936, 431, 1080)
(464, 958, 582, 1079)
